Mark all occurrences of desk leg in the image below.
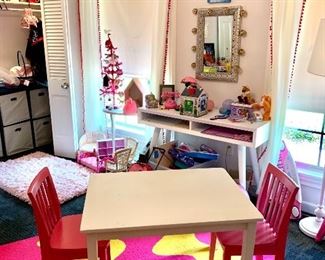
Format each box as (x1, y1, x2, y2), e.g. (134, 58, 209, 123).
(87, 235, 98, 260)
(241, 222, 257, 260)
(110, 113, 115, 153)
(248, 147, 260, 187)
(150, 127, 161, 152)
(238, 145, 247, 190)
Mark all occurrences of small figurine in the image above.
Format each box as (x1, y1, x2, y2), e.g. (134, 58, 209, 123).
(145, 93, 159, 108)
(219, 99, 234, 115)
(238, 86, 255, 105)
(252, 95, 271, 121)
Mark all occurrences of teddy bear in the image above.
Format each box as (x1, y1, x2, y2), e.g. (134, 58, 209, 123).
(237, 86, 255, 105)
(252, 95, 271, 121)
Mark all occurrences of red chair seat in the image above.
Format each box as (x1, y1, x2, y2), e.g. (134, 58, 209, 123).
(50, 214, 108, 257)
(217, 220, 277, 254)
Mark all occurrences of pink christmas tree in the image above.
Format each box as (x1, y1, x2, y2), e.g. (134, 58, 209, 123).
(100, 33, 123, 109)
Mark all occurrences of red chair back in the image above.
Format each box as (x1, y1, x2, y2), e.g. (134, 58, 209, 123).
(257, 163, 298, 244)
(27, 167, 62, 257)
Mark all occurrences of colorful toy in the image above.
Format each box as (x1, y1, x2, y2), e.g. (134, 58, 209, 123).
(219, 99, 234, 115)
(100, 33, 124, 110)
(252, 95, 271, 121)
(237, 86, 255, 105)
(123, 98, 137, 115)
(179, 76, 208, 117)
(229, 103, 251, 122)
(145, 93, 159, 108)
(161, 91, 180, 109)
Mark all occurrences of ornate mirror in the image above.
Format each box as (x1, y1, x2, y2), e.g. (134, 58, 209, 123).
(192, 6, 247, 82)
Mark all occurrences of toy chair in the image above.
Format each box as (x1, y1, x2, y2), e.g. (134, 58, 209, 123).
(209, 163, 298, 260)
(106, 148, 132, 173)
(27, 167, 110, 260)
(126, 137, 138, 163)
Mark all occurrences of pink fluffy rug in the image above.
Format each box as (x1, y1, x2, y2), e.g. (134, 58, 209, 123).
(0, 152, 93, 204)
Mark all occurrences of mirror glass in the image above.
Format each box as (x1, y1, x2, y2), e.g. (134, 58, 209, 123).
(195, 6, 244, 82)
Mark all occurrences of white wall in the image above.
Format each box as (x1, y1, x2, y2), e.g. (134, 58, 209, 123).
(175, 0, 270, 174)
(175, 0, 270, 104)
(0, 12, 29, 70)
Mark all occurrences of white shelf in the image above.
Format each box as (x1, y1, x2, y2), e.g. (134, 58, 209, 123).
(1, 1, 41, 13)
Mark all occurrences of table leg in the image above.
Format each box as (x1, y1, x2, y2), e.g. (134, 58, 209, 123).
(238, 145, 247, 190)
(150, 127, 161, 152)
(87, 235, 98, 260)
(110, 113, 115, 153)
(241, 222, 257, 260)
(248, 147, 260, 186)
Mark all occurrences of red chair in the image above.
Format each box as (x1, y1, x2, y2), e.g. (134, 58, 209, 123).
(209, 163, 299, 260)
(27, 167, 110, 260)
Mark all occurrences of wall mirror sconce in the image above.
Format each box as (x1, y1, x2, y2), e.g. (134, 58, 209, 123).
(192, 6, 247, 82)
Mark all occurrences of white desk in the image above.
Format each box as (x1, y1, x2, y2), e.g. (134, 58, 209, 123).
(81, 168, 263, 260)
(138, 108, 270, 189)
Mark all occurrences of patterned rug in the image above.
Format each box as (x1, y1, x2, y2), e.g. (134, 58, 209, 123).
(0, 152, 93, 204)
(0, 233, 274, 260)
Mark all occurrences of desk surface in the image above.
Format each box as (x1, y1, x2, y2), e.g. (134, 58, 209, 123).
(81, 168, 262, 236)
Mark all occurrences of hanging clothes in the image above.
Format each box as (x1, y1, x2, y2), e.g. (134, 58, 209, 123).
(25, 20, 47, 83)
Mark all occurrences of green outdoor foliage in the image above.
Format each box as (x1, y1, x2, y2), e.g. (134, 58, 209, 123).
(284, 128, 319, 143)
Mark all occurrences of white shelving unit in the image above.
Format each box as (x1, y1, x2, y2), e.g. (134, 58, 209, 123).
(0, 1, 41, 13)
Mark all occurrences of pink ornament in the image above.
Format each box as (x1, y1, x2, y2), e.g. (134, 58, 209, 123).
(123, 98, 137, 115)
(207, 100, 215, 111)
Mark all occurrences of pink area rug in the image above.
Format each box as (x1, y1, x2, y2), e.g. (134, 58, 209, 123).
(0, 152, 93, 204)
(0, 233, 274, 260)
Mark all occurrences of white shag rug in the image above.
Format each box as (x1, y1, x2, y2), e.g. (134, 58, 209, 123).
(0, 151, 93, 204)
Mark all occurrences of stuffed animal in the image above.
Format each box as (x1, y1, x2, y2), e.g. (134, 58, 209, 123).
(238, 86, 255, 105)
(252, 95, 271, 121)
(145, 93, 159, 108)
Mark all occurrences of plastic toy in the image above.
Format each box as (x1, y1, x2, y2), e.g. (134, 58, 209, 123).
(200, 144, 217, 154)
(161, 91, 180, 109)
(168, 148, 195, 168)
(219, 99, 234, 115)
(179, 79, 208, 117)
(123, 98, 137, 115)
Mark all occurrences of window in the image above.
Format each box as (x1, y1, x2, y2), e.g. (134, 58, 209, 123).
(284, 109, 325, 176)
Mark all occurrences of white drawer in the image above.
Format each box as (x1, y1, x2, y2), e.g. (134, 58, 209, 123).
(30, 88, 50, 118)
(0, 91, 30, 126)
(33, 117, 52, 147)
(4, 121, 33, 156)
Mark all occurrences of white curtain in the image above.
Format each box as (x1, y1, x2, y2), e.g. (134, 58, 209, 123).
(259, 0, 304, 186)
(79, 0, 106, 132)
(79, 0, 175, 133)
(288, 0, 325, 113)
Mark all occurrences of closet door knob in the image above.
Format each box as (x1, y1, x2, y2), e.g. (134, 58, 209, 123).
(61, 82, 69, 89)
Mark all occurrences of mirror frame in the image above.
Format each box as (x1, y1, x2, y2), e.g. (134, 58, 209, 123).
(195, 6, 245, 82)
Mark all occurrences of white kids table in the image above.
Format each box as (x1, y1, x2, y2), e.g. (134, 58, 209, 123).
(81, 168, 263, 260)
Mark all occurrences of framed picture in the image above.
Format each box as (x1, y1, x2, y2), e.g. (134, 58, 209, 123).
(159, 84, 175, 105)
(208, 0, 231, 3)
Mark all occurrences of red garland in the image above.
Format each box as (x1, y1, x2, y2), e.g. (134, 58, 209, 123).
(96, 0, 103, 76)
(269, 1, 273, 69)
(162, 0, 172, 85)
(288, 0, 306, 97)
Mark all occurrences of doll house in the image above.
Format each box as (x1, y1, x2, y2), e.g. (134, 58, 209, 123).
(180, 85, 208, 117)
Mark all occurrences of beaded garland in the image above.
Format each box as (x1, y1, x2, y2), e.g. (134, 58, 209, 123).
(288, 0, 306, 96)
(162, 0, 172, 85)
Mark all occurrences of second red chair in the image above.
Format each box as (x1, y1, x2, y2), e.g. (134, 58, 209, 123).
(209, 163, 299, 260)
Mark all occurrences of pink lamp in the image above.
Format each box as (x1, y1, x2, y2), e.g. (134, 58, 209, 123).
(299, 19, 325, 241)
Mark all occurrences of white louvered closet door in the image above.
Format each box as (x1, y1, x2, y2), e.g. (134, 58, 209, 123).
(41, 0, 82, 158)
